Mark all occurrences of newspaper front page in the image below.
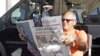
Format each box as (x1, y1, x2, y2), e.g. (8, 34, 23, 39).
(34, 16, 71, 56)
(16, 16, 71, 56)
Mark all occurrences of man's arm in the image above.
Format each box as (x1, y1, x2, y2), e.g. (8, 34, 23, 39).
(78, 30, 88, 51)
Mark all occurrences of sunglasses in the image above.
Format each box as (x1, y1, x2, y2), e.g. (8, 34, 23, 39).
(62, 19, 75, 22)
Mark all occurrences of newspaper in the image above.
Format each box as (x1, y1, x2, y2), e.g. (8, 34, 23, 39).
(34, 16, 71, 56)
(16, 20, 37, 47)
(16, 20, 41, 56)
(34, 16, 63, 47)
(16, 16, 71, 56)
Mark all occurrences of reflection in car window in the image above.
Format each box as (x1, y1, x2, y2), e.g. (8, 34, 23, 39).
(83, 8, 100, 25)
(11, 5, 26, 24)
(11, 8, 26, 23)
(83, 15, 100, 25)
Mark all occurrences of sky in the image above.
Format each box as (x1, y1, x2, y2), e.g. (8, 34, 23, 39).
(0, 0, 20, 17)
(0, 0, 6, 17)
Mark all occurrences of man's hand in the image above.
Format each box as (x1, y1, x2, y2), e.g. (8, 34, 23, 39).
(59, 34, 76, 46)
(19, 34, 26, 41)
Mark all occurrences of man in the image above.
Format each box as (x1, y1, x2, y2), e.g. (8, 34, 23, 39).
(60, 11, 88, 56)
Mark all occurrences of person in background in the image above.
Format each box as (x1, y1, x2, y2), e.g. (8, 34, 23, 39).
(60, 10, 88, 56)
(42, 4, 53, 16)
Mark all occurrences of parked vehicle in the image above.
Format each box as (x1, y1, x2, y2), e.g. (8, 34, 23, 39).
(0, 0, 30, 56)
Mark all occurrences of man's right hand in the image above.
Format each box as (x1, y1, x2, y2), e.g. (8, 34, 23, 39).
(19, 34, 26, 41)
(59, 34, 76, 46)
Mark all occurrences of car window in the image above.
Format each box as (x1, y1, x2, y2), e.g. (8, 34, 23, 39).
(83, 15, 100, 25)
(11, 4, 26, 24)
(82, 8, 100, 25)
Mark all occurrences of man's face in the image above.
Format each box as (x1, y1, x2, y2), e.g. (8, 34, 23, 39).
(62, 12, 76, 31)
